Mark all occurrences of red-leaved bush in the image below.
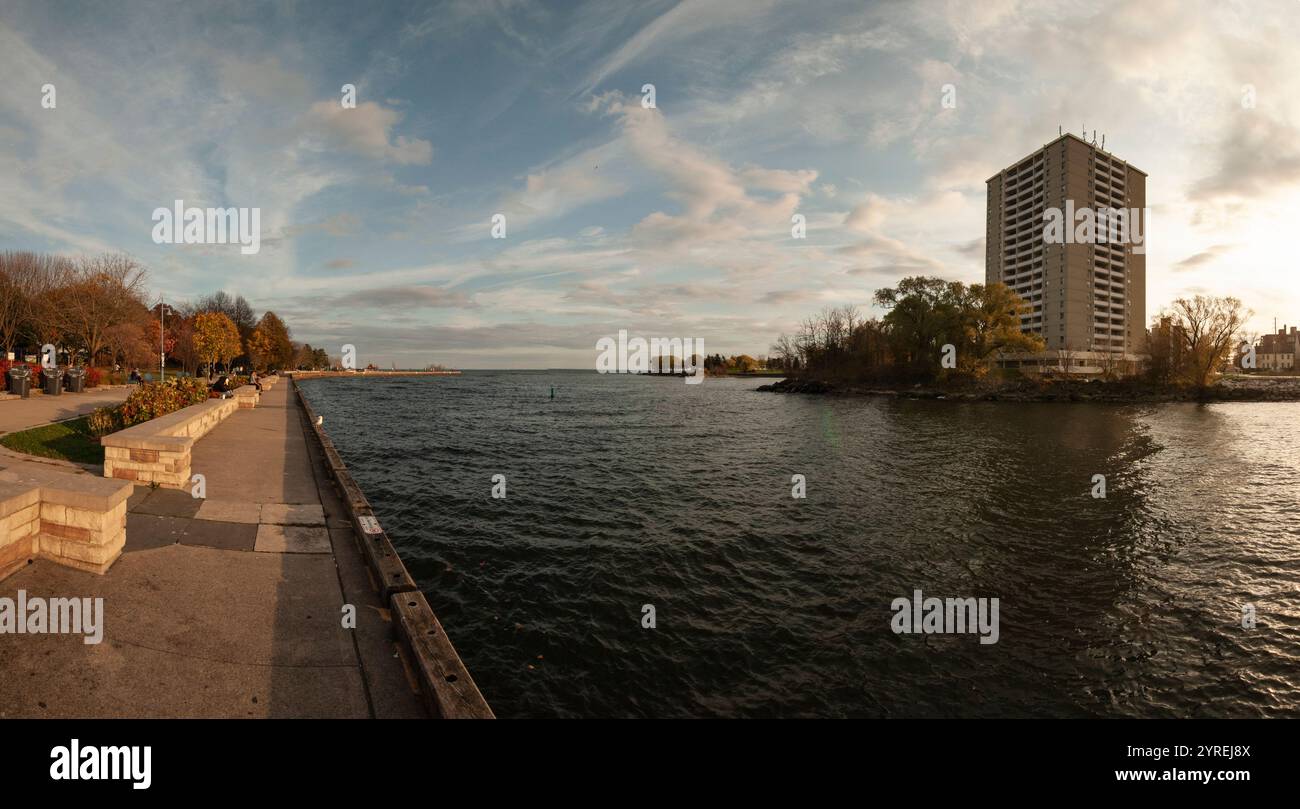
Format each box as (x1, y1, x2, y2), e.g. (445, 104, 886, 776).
(87, 377, 210, 437)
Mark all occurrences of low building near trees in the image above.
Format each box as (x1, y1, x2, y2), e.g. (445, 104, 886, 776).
(1256, 326, 1299, 372)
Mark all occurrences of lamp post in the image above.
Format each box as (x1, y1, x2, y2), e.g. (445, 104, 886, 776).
(158, 298, 173, 383)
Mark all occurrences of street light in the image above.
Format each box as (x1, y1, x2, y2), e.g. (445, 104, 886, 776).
(158, 298, 174, 383)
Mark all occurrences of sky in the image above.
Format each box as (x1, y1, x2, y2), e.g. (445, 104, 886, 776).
(1, 0, 1298, 368)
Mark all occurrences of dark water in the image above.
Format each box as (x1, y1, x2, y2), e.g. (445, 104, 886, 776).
(298, 371, 1300, 718)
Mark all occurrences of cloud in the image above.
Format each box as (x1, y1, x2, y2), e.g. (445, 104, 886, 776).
(954, 237, 984, 259)
(502, 159, 624, 226)
(838, 234, 944, 275)
(318, 284, 478, 310)
(573, 0, 780, 96)
(845, 194, 889, 232)
(1173, 244, 1233, 271)
(218, 55, 310, 102)
(301, 100, 433, 165)
(1189, 114, 1300, 202)
(758, 289, 815, 305)
(590, 94, 816, 249)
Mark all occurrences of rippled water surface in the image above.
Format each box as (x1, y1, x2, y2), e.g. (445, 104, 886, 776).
(298, 371, 1300, 718)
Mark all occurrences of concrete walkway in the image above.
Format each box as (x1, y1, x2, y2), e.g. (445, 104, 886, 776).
(0, 383, 425, 718)
(0, 387, 132, 434)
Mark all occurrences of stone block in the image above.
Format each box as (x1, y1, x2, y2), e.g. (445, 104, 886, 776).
(260, 503, 326, 526)
(254, 525, 330, 553)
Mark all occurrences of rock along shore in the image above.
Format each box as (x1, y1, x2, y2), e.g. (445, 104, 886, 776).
(756, 375, 1300, 403)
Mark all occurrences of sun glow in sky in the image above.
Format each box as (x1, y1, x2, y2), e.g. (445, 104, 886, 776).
(2, 0, 1298, 366)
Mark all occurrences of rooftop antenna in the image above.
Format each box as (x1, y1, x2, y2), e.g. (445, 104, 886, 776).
(1092, 129, 1097, 145)
(1058, 124, 1062, 137)
(1101, 134, 1105, 150)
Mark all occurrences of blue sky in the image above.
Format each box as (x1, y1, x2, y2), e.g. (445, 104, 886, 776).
(2, 0, 1298, 367)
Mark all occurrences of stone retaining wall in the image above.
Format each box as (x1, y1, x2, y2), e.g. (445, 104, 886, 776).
(0, 463, 132, 580)
(102, 398, 239, 488)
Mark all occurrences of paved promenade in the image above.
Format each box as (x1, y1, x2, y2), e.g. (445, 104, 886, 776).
(0, 383, 425, 718)
(0, 387, 132, 434)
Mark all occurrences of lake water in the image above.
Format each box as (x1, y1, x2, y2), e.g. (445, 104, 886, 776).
(297, 371, 1300, 718)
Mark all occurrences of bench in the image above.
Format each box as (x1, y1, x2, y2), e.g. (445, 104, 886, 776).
(0, 460, 133, 580)
(102, 397, 240, 488)
(232, 385, 260, 409)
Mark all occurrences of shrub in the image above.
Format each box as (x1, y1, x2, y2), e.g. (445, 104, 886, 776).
(86, 406, 123, 437)
(86, 367, 102, 388)
(87, 377, 210, 437)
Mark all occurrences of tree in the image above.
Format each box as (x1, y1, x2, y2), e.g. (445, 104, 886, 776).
(1164, 295, 1251, 389)
(169, 305, 200, 376)
(951, 282, 1044, 375)
(0, 251, 62, 357)
(196, 290, 257, 366)
(104, 321, 154, 368)
(61, 254, 149, 366)
(776, 277, 1040, 384)
(18, 253, 75, 353)
(874, 277, 962, 379)
(247, 327, 274, 371)
(192, 312, 242, 378)
(253, 311, 293, 370)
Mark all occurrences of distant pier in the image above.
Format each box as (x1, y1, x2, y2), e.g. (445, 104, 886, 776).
(289, 370, 462, 380)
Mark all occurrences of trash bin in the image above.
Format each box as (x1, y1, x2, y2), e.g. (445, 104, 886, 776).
(7, 366, 31, 398)
(42, 367, 63, 396)
(64, 367, 86, 393)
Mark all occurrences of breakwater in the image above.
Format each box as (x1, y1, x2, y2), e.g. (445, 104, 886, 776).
(290, 370, 461, 380)
(759, 374, 1300, 403)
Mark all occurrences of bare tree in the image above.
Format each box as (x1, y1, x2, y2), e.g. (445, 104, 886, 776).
(0, 251, 47, 356)
(61, 254, 149, 366)
(1169, 295, 1251, 388)
(22, 254, 76, 351)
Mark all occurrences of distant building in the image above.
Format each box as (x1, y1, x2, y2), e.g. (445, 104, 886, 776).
(1257, 326, 1299, 371)
(986, 132, 1147, 375)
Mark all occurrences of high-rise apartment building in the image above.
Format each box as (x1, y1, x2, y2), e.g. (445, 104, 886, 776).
(986, 133, 1146, 370)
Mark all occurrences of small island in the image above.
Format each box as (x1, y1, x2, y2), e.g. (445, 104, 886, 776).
(757, 275, 1292, 403)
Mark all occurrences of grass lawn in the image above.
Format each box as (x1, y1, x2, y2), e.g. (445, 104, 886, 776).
(0, 417, 103, 465)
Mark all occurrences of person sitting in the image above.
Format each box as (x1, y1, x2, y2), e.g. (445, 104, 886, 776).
(250, 371, 263, 392)
(129, 368, 142, 384)
(211, 375, 234, 399)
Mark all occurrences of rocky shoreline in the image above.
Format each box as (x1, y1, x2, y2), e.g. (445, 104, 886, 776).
(756, 375, 1300, 403)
